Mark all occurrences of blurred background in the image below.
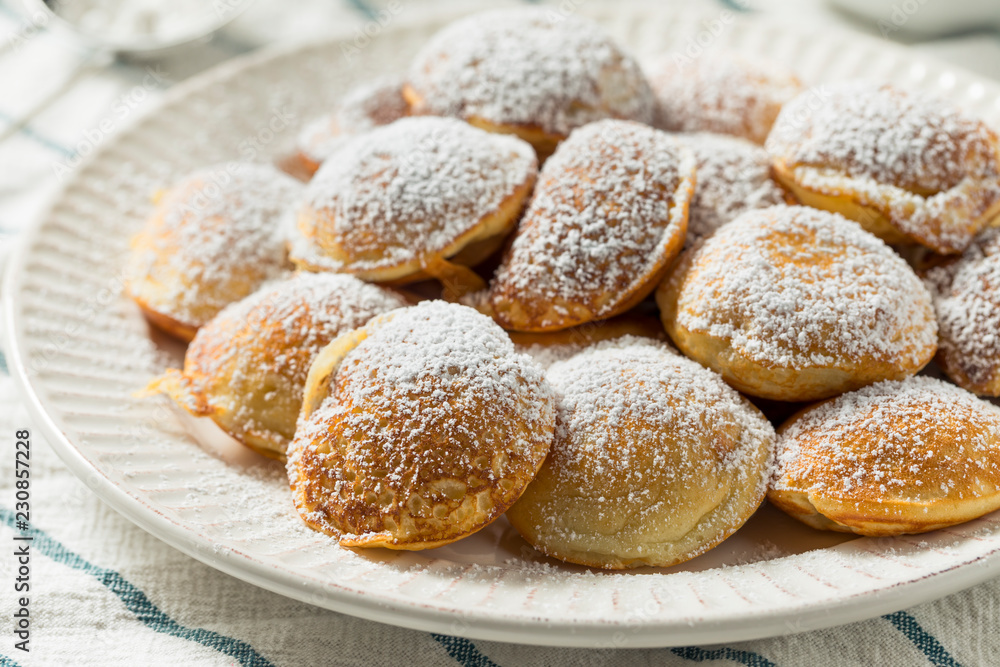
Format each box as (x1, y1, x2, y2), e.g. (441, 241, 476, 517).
(1, 0, 999, 249)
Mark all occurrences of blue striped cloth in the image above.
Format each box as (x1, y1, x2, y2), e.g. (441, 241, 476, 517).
(1, 0, 998, 664)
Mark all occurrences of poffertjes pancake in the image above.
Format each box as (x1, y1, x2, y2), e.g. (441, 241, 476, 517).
(656, 206, 937, 402)
(506, 337, 775, 569)
(769, 377, 1000, 536)
(289, 76, 409, 179)
(476, 120, 695, 332)
(766, 81, 1000, 254)
(287, 301, 555, 550)
(290, 117, 536, 296)
(509, 314, 668, 370)
(126, 163, 302, 342)
(646, 50, 802, 145)
(403, 8, 654, 159)
(149, 273, 407, 460)
(676, 131, 788, 245)
(923, 227, 1000, 396)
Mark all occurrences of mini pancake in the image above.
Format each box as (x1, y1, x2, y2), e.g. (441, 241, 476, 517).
(924, 227, 1000, 395)
(769, 377, 1000, 536)
(509, 314, 668, 370)
(288, 77, 409, 179)
(657, 206, 938, 402)
(506, 338, 775, 569)
(150, 273, 407, 460)
(766, 81, 1000, 254)
(646, 50, 802, 145)
(677, 131, 788, 245)
(126, 163, 302, 342)
(291, 117, 536, 296)
(478, 119, 695, 332)
(287, 301, 555, 550)
(404, 8, 654, 159)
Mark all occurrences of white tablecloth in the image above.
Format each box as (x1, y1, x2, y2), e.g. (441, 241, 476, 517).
(2, 0, 999, 664)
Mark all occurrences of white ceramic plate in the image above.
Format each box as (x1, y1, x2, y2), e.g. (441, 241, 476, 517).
(6, 3, 1000, 649)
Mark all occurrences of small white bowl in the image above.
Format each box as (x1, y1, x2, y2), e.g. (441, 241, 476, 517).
(829, 0, 1000, 38)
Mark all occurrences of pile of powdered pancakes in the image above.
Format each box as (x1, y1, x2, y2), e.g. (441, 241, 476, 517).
(125, 8, 1000, 569)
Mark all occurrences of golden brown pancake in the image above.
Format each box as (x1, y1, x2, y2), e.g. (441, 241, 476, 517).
(657, 205, 937, 401)
(126, 163, 302, 342)
(923, 227, 1000, 395)
(476, 119, 695, 332)
(291, 117, 536, 295)
(288, 76, 409, 179)
(675, 132, 789, 245)
(509, 314, 668, 370)
(766, 81, 1000, 254)
(769, 376, 1000, 536)
(507, 338, 775, 569)
(287, 301, 555, 550)
(403, 8, 654, 159)
(646, 50, 802, 145)
(149, 273, 407, 460)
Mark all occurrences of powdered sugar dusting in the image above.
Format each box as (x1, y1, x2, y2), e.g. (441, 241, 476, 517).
(672, 206, 937, 369)
(288, 301, 554, 536)
(546, 338, 772, 488)
(647, 50, 802, 144)
(767, 81, 1000, 252)
(293, 117, 535, 273)
(773, 377, 1000, 500)
(516, 343, 588, 373)
(925, 228, 1000, 392)
(296, 76, 409, 165)
(407, 8, 654, 136)
(185, 272, 408, 408)
(487, 120, 694, 325)
(511, 318, 670, 370)
(514, 338, 775, 562)
(769, 81, 996, 194)
(126, 162, 302, 327)
(678, 132, 786, 244)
